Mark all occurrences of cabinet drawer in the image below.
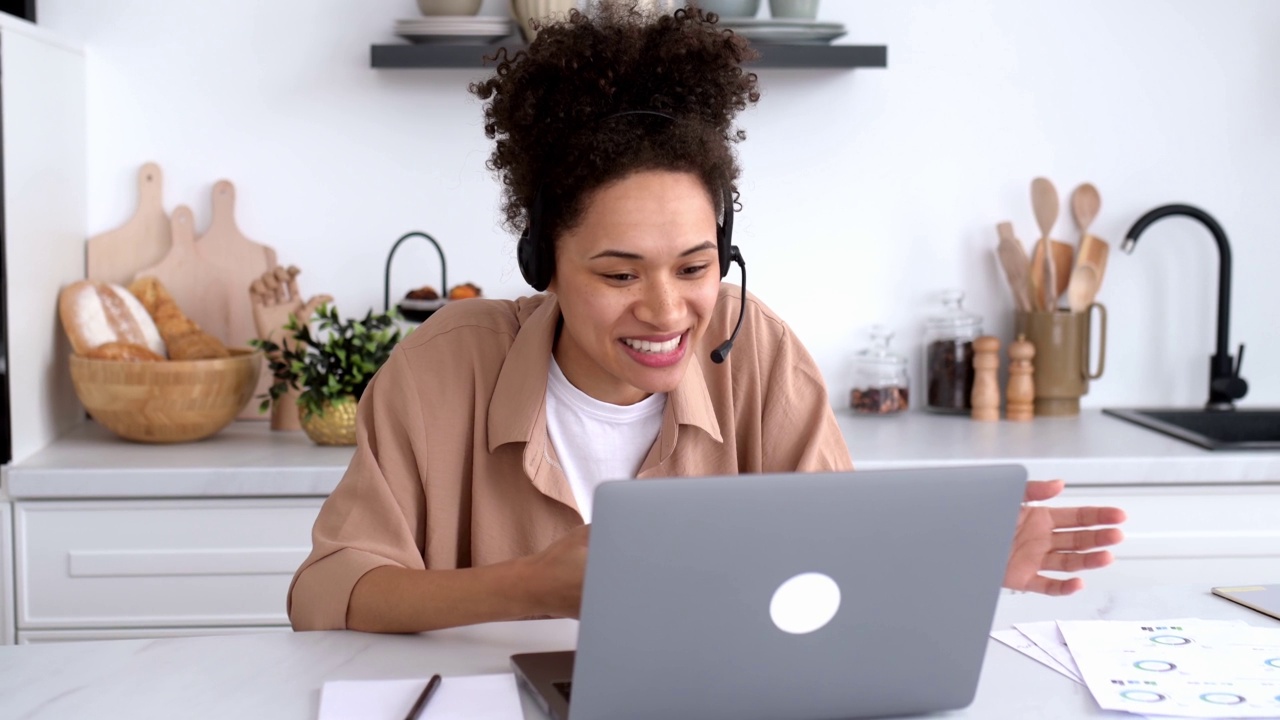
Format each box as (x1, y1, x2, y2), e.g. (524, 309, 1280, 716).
(16, 499, 322, 630)
(2, 501, 14, 645)
(1053, 486, 1280, 560)
(18, 625, 290, 644)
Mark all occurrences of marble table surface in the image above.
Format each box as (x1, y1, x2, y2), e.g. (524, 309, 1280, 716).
(0, 584, 1272, 720)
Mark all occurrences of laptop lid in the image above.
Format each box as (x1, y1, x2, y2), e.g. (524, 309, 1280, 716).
(557, 465, 1027, 720)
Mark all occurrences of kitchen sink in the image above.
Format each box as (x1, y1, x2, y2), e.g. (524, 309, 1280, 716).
(1103, 408, 1280, 450)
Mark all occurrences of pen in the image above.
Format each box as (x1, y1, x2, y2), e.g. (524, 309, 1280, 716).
(402, 673, 442, 720)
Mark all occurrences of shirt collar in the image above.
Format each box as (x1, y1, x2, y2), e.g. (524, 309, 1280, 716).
(487, 294, 723, 453)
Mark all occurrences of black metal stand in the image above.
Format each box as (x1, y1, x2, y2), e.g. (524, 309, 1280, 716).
(384, 231, 448, 321)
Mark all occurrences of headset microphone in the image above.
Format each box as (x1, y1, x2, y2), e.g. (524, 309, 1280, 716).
(710, 245, 746, 364)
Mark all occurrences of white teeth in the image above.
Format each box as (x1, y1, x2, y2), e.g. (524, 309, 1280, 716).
(624, 336, 680, 354)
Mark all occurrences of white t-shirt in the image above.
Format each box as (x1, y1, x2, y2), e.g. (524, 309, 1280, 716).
(545, 358, 666, 522)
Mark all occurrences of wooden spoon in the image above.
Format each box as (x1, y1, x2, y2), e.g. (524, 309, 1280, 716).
(1071, 182, 1101, 237)
(1068, 235, 1110, 309)
(1067, 181, 1109, 310)
(996, 222, 1033, 312)
(1029, 177, 1059, 311)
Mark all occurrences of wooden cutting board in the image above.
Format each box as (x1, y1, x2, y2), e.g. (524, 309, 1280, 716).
(195, 180, 278, 420)
(86, 162, 171, 286)
(132, 206, 229, 344)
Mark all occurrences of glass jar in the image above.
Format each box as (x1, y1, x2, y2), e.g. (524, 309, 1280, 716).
(849, 326, 909, 415)
(923, 290, 982, 414)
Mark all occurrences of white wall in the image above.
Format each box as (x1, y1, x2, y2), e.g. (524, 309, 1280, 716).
(39, 0, 1280, 409)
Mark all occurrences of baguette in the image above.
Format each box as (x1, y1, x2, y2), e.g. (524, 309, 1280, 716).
(58, 280, 167, 357)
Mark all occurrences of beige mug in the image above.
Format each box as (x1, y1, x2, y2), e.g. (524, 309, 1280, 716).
(1013, 304, 1107, 416)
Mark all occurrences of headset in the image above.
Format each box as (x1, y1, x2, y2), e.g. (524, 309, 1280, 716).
(515, 112, 748, 363)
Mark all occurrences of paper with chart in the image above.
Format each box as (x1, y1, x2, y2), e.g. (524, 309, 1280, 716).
(991, 628, 1081, 683)
(1058, 619, 1280, 718)
(318, 673, 522, 720)
(1012, 620, 1085, 683)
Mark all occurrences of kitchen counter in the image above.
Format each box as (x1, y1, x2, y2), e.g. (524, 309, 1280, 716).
(0, 583, 1273, 719)
(4, 410, 1277, 500)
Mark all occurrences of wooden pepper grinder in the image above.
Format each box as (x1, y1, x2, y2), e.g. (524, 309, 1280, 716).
(1006, 334, 1036, 422)
(971, 335, 1001, 421)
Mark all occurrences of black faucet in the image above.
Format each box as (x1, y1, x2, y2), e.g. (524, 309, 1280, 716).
(1122, 204, 1247, 410)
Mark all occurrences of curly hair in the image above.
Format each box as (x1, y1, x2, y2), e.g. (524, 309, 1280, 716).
(469, 2, 760, 244)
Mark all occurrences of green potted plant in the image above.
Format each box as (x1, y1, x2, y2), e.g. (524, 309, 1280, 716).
(250, 304, 403, 446)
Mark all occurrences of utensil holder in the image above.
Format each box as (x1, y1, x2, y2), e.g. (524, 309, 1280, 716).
(1014, 304, 1107, 416)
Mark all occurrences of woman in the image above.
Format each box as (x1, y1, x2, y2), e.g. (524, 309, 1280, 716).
(288, 3, 1125, 634)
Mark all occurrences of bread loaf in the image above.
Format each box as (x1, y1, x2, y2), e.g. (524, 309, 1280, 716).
(84, 341, 164, 362)
(59, 281, 167, 357)
(128, 276, 230, 360)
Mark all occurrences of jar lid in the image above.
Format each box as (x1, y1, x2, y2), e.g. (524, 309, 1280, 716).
(924, 289, 982, 330)
(854, 325, 907, 367)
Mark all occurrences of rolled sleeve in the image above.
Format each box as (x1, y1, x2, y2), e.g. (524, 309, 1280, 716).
(761, 324, 854, 473)
(287, 348, 429, 631)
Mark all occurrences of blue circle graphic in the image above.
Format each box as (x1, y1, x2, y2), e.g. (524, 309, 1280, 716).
(1266, 657, 1280, 669)
(1149, 635, 1192, 646)
(1200, 693, 1245, 705)
(1120, 690, 1166, 703)
(1134, 660, 1176, 672)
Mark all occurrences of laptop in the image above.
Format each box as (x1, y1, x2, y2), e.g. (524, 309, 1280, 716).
(1212, 585, 1280, 622)
(511, 465, 1027, 720)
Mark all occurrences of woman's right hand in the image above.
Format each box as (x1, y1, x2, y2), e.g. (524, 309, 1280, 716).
(522, 524, 590, 619)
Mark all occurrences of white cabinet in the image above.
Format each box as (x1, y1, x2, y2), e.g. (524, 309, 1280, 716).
(0, 16, 87, 464)
(1051, 484, 1280, 593)
(14, 499, 322, 636)
(1, 500, 13, 645)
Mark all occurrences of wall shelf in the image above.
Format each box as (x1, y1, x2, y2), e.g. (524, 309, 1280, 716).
(371, 41, 887, 69)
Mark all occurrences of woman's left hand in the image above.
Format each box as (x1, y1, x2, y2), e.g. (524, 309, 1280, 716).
(1004, 479, 1126, 596)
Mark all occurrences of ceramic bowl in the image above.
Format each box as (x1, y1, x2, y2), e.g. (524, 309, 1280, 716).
(416, 0, 483, 16)
(696, 0, 761, 18)
(769, 0, 818, 20)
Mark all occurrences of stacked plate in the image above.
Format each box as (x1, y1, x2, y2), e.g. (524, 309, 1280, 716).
(394, 16, 514, 44)
(717, 18, 846, 44)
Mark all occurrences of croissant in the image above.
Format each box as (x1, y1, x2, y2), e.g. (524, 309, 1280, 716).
(127, 277, 230, 360)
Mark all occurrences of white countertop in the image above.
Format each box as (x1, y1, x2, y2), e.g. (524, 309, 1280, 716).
(0, 584, 1272, 720)
(4, 410, 1278, 500)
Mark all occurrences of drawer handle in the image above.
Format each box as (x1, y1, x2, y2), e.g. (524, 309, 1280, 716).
(68, 548, 309, 578)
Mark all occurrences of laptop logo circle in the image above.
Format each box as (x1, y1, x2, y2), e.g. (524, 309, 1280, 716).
(769, 572, 842, 635)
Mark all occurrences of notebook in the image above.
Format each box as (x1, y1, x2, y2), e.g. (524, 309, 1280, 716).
(1212, 584, 1280, 622)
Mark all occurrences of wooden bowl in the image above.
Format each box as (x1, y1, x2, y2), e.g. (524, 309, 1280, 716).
(69, 348, 262, 443)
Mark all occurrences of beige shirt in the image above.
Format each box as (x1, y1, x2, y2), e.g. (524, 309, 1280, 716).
(287, 285, 853, 630)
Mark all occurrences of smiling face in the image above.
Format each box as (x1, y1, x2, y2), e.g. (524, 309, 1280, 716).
(547, 170, 722, 406)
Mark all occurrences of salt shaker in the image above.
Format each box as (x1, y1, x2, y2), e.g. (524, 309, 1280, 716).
(1006, 334, 1036, 422)
(971, 335, 1001, 421)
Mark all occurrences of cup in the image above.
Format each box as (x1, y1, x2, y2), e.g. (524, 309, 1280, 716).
(1013, 304, 1107, 416)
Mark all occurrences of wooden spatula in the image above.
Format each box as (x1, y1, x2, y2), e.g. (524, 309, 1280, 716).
(1029, 177, 1060, 311)
(996, 222, 1033, 312)
(1068, 236, 1110, 311)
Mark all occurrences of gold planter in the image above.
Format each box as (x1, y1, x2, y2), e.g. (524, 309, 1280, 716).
(299, 396, 358, 446)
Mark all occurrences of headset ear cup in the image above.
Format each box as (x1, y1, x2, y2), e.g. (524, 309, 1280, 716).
(718, 185, 735, 278)
(517, 226, 542, 288)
